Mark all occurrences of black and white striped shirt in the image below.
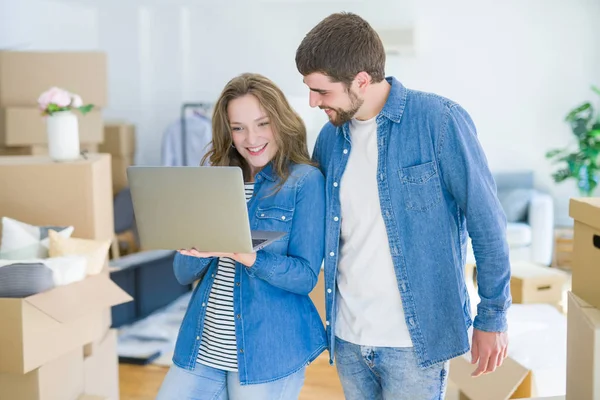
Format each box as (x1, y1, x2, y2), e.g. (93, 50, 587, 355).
(197, 183, 254, 371)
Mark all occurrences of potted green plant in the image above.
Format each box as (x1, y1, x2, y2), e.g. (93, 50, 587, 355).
(546, 86, 600, 196)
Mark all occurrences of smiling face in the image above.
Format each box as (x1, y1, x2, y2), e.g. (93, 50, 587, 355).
(228, 94, 279, 177)
(303, 72, 364, 127)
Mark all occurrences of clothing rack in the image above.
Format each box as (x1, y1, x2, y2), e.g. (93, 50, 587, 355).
(180, 102, 212, 165)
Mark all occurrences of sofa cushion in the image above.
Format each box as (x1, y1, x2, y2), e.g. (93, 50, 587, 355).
(0, 217, 74, 259)
(497, 189, 535, 223)
(506, 222, 532, 247)
(48, 230, 111, 275)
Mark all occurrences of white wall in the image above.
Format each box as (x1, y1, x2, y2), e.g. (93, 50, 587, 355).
(2, 0, 600, 225)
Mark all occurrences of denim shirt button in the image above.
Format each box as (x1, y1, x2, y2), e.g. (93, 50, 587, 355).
(408, 318, 415, 326)
(327, 288, 332, 294)
(329, 251, 335, 257)
(196, 336, 200, 340)
(202, 303, 206, 307)
(333, 182, 338, 187)
(333, 216, 339, 221)
(326, 320, 330, 326)
(343, 149, 348, 154)
(237, 314, 241, 319)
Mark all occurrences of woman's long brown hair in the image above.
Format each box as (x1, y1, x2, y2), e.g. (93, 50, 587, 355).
(202, 73, 315, 188)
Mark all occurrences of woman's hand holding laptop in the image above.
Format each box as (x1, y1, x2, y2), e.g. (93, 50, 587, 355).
(178, 248, 257, 267)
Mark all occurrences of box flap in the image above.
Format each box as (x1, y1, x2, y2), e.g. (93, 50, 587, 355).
(569, 198, 600, 230)
(449, 354, 530, 400)
(568, 291, 600, 328)
(25, 274, 132, 323)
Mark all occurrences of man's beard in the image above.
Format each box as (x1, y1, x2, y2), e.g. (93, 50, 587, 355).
(323, 89, 364, 127)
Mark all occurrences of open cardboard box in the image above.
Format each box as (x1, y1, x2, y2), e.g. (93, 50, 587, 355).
(569, 198, 600, 310)
(0, 274, 132, 374)
(450, 354, 534, 400)
(566, 291, 600, 399)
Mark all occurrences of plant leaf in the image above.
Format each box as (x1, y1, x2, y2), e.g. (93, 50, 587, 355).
(545, 148, 565, 158)
(78, 104, 94, 115)
(566, 102, 592, 122)
(552, 168, 572, 183)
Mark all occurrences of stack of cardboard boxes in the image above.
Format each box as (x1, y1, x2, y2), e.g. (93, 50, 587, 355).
(0, 154, 133, 399)
(99, 122, 136, 196)
(0, 51, 107, 155)
(566, 198, 600, 399)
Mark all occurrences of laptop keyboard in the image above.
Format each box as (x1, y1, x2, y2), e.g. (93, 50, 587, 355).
(252, 238, 268, 248)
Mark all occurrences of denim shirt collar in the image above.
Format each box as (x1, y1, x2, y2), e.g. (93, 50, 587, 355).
(340, 76, 407, 139)
(256, 162, 277, 182)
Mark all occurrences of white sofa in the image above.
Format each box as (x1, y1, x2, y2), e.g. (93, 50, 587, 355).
(466, 171, 554, 266)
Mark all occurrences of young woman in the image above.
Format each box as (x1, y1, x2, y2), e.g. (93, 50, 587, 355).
(156, 73, 327, 400)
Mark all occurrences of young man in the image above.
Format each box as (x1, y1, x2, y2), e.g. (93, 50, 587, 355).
(295, 12, 511, 400)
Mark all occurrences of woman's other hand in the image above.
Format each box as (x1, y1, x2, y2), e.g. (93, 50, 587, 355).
(178, 249, 257, 267)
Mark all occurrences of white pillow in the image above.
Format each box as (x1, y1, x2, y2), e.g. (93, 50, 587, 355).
(0, 255, 87, 287)
(0, 217, 74, 259)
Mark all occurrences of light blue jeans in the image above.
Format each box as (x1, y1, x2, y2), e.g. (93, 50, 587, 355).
(156, 362, 306, 400)
(335, 337, 449, 400)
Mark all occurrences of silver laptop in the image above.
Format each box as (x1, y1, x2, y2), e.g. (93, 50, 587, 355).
(127, 166, 285, 253)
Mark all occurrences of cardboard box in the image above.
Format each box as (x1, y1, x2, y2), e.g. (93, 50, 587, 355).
(510, 261, 569, 307)
(450, 354, 533, 400)
(0, 154, 114, 242)
(0, 51, 107, 108)
(0, 274, 132, 374)
(84, 329, 119, 400)
(0, 348, 84, 400)
(100, 123, 136, 157)
(0, 107, 103, 146)
(79, 396, 110, 400)
(112, 155, 133, 194)
(566, 291, 600, 400)
(0, 143, 98, 156)
(569, 198, 600, 309)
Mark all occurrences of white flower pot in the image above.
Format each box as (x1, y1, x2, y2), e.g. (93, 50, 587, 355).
(46, 110, 80, 161)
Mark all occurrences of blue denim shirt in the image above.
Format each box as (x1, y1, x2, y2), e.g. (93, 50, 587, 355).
(171, 163, 327, 384)
(312, 77, 512, 368)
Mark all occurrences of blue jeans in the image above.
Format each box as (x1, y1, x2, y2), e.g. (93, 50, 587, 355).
(335, 337, 449, 400)
(156, 362, 306, 400)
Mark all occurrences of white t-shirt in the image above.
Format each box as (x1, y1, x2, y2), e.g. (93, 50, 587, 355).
(335, 116, 413, 347)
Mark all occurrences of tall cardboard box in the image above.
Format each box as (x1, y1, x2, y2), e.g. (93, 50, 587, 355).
(0, 348, 84, 400)
(0, 154, 114, 241)
(83, 329, 119, 400)
(568, 198, 600, 309)
(566, 292, 600, 399)
(100, 122, 136, 194)
(0, 274, 132, 374)
(0, 51, 107, 108)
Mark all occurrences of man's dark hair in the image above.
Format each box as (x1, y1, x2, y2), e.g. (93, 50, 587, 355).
(295, 12, 386, 87)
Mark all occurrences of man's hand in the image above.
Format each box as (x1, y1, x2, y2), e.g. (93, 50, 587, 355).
(470, 328, 508, 377)
(178, 249, 257, 267)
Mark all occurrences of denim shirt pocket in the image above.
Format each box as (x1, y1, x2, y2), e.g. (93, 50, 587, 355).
(399, 161, 442, 212)
(255, 206, 294, 245)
